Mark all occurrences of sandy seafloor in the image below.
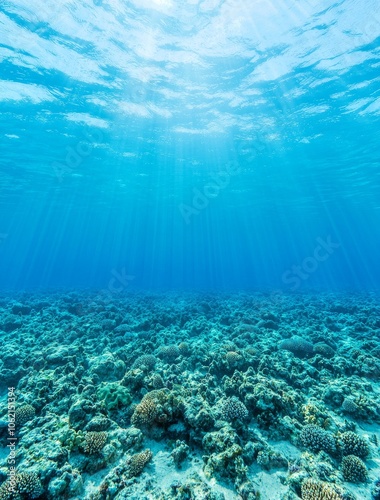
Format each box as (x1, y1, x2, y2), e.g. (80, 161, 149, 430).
(0, 290, 379, 500)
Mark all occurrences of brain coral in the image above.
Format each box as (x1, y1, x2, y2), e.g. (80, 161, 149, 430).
(221, 397, 249, 422)
(131, 389, 177, 427)
(160, 345, 181, 362)
(341, 455, 368, 483)
(15, 404, 35, 426)
(279, 336, 313, 356)
(300, 425, 336, 455)
(83, 431, 107, 454)
(132, 354, 157, 371)
(339, 431, 369, 458)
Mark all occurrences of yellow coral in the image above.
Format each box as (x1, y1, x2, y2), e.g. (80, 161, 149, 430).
(83, 431, 107, 454)
(301, 478, 342, 500)
(126, 449, 153, 477)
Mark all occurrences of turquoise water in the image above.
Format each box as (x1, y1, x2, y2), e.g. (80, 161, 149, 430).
(1, 0, 380, 291)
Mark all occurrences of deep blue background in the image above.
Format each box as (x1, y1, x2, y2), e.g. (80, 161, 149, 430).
(1, 1, 380, 292)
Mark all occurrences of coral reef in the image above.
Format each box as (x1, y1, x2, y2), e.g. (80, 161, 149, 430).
(313, 343, 335, 359)
(132, 354, 157, 371)
(300, 425, 336, 455)
(15, 404, 35, 426)
(97, 382, 131, 411)
(341, 398, 359, 415)
(0, 290, 379, 499)
(256, 447, 288, 470)
(341, 455, 368, 483)
(221, 397, 249, 423)
(83, 431, 108, 454)
(279, 336, 314, 357)
(126, 449, 152, 478)
(338, 431, 369, 458)
(160, 345, 181, 362)
(130, 388, 183, 431)
(131, 393, 160, 427)
(301, 478, 343, 499)
(171, 440, 190, 468)
(372, 478, 380, 500)
(0, 472, 43, 499)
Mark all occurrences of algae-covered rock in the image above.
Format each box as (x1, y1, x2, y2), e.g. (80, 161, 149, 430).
(68, 400, 95, 430)
(117, 427, 143, 452)
(171, 440, 190, 468)
(97, 382, 131, 410)
(203, 427, 239, 455)
(256, 447, 288, 470)
(204, 443, 247, 482)
(131, 389, 184, 430)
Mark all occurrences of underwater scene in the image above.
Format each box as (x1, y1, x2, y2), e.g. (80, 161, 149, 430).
(1, 0, 380, 499)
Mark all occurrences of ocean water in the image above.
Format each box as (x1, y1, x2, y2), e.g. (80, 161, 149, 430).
(1, 0, 380, 292)
(1, 1, 380, 499)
